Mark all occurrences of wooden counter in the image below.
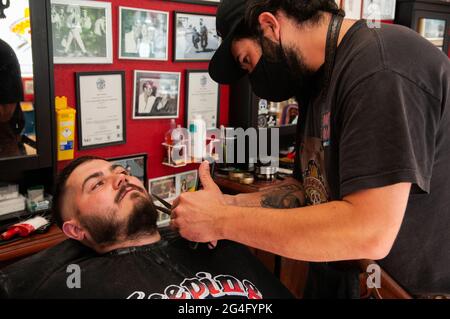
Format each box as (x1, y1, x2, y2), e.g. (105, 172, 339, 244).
(0, 224, 66, 267)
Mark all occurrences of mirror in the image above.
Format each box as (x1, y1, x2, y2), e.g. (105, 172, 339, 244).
(0, 0, 37, 160)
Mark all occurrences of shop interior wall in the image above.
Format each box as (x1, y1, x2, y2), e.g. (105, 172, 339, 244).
(54, 0, 229, 180)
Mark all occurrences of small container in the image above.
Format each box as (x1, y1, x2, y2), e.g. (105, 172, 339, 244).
(239, 174, 255, 185)
(229, 171, 245, 181)
(255, 166, 278, 181)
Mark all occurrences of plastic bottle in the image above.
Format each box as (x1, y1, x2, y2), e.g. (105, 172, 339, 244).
(189, 114, 206, 162)
(164, 119, 176, 145)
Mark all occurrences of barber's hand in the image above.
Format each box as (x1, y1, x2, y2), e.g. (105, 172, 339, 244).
(171, 161, 226, 244)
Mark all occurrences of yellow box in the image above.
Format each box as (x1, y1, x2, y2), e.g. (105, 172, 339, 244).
(55, 96, 76, 161)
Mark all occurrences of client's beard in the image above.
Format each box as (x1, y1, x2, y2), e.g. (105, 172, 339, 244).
(79, 187, 158, 247)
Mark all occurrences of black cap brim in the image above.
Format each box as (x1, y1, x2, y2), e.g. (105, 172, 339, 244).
(209, 20, 247, 84)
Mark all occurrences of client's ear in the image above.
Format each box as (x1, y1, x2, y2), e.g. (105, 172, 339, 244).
(62, 220, 85, 241)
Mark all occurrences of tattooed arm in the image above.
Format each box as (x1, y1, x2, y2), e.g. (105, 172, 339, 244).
(224, 178, 306, 209)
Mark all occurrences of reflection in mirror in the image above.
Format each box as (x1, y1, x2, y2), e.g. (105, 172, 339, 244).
(0, 0, 37, 160)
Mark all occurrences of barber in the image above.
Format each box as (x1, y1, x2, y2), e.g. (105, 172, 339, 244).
(171, 0, 450, 298)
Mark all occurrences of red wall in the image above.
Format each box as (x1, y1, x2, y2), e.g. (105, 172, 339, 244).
(54, 0, 229, 180)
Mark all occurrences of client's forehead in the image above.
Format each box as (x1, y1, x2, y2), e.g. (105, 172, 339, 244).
(67, 159, 111, 189)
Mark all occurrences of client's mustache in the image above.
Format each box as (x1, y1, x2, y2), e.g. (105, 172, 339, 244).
(115, 183, 147, 204)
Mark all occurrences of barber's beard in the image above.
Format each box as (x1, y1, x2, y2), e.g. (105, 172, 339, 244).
(261, 36, 316, 98)
(79, 192, 158, 247)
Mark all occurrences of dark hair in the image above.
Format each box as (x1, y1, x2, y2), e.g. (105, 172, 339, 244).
(52, 156, 105, 228)
(245, 0, 343, 34)
(233, 21, 258, 42)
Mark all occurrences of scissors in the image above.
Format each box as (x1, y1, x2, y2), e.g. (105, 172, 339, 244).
(151, 193, 172, 217)
(151, 193, 202, 250)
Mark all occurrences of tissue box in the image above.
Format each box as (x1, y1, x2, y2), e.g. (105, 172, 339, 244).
(0, 195, 26, 216)
(0, 184, 19, 201)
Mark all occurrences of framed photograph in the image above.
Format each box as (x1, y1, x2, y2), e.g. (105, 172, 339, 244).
(418, 18, 446, 46)
(185, 70, 220, 130)
(362, 0, 396, 20)
(107, 154, 148, 190)
(177, 170, 198, 194)
(149, 174, 178, 227)
(133, 70, 181, 119)
(76, 71, 126, 149)
(171, 0, 220, 6)
(51, 0, 113, 64)
(173, 12, 220, 62)
(119, 6, 169, 61)
(343, 0, 362, 20)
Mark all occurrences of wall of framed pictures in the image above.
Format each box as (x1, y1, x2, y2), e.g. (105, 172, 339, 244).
(54, 0, 229, 181)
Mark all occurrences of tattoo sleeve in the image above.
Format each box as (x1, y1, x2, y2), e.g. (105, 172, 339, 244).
(261, 184, 306, 209)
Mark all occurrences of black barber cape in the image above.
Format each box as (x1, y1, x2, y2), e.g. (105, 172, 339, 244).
(0, 229, 293, 299)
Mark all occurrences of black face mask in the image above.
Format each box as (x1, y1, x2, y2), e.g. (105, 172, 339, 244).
(249, 31, 314, 102)
(249, 36, 300, 102)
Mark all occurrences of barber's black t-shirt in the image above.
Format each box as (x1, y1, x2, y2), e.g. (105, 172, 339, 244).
(296, 20, 450, 295)
(0, 230, 293, 299)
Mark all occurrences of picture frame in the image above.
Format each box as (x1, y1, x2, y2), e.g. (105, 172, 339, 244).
(173, 12, 220, 62)
(170, 0, 220, 6)
(418, 18, 446, 47)
(133, 70, 181, 119)
(75, 71, 126, 149)
(50, 0, 113, 64)
(107, 153, 148, 190)
(362, 0, 396, 21)
(177, 170, 198, 194)
(118, 6, 169, 61)
(185, 70, 220, 130)
(149, 174, 177, 227)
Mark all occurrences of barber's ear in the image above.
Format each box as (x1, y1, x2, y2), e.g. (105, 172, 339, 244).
(258, 12, 281, 42)
(62, 221, 85, 241)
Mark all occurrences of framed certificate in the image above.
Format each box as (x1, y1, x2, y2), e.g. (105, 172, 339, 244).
(185, 70, 220, 130)
(75, 71, 126, 149)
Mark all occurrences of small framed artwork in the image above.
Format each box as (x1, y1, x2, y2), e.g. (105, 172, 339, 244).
(173, 12, 220, 62)
(118, 6, 169, 61)
(107, 153, 148, 190)
(418, 18, 446, 46)
(50, 0, 113, 64)
(185, 70, 220, 130)
(171, 0, 220, 6)
(133, 70, 181, 119)
(362, 0, 396, 21)
(149, 174, 177, 226)
(343, 0, 362, 20)
(177, 170, 198, 194)
(75, 71, 126, 149)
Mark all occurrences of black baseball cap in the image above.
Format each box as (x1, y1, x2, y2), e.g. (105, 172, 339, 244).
(209, 0, 249, 84)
